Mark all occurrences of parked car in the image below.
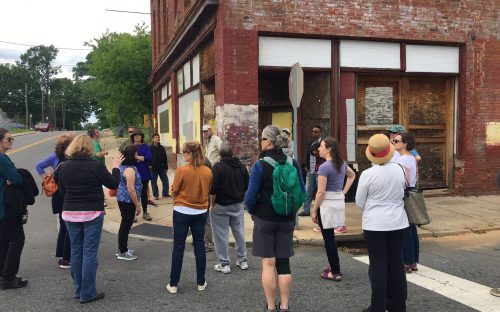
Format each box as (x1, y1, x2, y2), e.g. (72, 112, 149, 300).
(35, 121, 54, 132)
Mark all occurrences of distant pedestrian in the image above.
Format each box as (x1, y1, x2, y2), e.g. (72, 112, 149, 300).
(356, 134, 408, 312)
(149, 133, 169, 199)
(209, 143, 249, 274)
(202, 124, 222, 165)
(0, 128, 27, 290)
(166, 141, 212, 294)
(311, 137, 355, 282)
(115, 145, 142, 261)
(35, 133, 75, 269)
(298, 126, 325, 217)
(56, 134, 123, 303)
(245, 125, 305, 312)
(281, 128, 294, 158)
(130, 129, 153, 221)
(388, 125, 422, 163)
(392, 132, 420, 273)
(119, 126, 137, 153)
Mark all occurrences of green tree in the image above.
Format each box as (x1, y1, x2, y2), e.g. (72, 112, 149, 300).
(50, 78, 94, 130)
(18, 45, 61, 123)
(79, 24, 152, 128)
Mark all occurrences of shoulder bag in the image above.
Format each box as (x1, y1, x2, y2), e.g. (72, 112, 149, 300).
(400, 164, 431, 225)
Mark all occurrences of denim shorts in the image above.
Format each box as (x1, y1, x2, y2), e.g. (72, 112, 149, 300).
(252, 216, 294, 258)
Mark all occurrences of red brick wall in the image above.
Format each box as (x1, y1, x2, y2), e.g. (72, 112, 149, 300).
(218, 0, 500, 193)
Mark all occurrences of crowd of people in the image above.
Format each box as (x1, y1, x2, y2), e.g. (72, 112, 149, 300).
(2, 123, 496, 309)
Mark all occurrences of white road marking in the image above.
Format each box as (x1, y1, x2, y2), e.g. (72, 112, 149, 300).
(354, 256, 500, 312)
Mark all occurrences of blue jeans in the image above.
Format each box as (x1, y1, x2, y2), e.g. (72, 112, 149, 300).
(150, 169, 169, 198)
(169, 210, 207, 286)
(65, 214, 104, 301)
(302, 172, 318, 214)
(403, 225, 419, 265)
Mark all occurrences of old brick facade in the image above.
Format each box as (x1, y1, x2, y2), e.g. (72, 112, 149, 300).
(148, 0, 500, 194)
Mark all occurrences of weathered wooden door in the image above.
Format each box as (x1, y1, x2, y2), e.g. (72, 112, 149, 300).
(356, 75, 454, 189)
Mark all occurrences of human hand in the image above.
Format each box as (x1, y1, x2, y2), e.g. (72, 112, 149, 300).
(112, 153, 124, 168)
(136, 155, 145, 162)
(311, 211, 318, 224)
(135, 204, 142, 216)
(102, 150, 109, 156)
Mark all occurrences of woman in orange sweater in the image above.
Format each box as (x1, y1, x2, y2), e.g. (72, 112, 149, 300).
(166, 141, 212, 294)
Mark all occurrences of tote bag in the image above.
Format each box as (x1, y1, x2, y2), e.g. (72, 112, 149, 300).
(399, 164, 431, 225)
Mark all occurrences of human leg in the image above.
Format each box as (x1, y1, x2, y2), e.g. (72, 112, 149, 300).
(80, 214, 104, 302)
(210, 204, 231, 266)
(169, 211, 190, 287)
(150, 170, 159, 198)
(363, 230, 389, 312)
(0, 216, 25, 281)
(402, 226, 415, 266)
(141, 180, 149, 214)
(191, 212, 208, 285)
(318, 210, 341, 276)
(229, 203, 247, 264)
(117, 201, 136, 254)
(204, 213, 214, 251)
(386, 229, 407, 312)
(276, 257, 292, 309)
(65, 220, 84, 298)
(300, 172, 316, 215)
(158, 170, 169, 197)
(262, 257, 278, 310)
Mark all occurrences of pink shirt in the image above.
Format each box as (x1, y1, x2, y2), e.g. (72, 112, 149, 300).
(62, 211, 105, 222)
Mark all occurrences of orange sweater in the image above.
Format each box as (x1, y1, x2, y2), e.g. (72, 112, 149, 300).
(171, 164, 213, 209)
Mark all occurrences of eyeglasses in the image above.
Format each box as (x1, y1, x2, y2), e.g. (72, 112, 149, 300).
(391, 139, 403, 144)
(261, 137, 268, 141)
(5, 137, 14, 142)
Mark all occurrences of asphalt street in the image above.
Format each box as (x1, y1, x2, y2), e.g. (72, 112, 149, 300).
(1, 132, 498, 312)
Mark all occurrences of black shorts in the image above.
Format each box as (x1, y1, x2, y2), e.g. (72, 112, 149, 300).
(252, 216, 294, 258)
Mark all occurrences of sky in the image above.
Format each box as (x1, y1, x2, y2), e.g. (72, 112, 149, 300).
(0, 0, 151, 79)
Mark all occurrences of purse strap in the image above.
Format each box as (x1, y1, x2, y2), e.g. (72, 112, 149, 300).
(397, 163, 410, 189)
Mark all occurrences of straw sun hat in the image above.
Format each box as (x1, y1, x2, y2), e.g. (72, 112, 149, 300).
(365, 134, 395, 165)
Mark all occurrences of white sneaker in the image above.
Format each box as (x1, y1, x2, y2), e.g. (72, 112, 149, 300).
(166, 284, 177, 294)
(214, 263, 231, 274)
(236, 260, 248, 270)
(116, 250, 138, 261)
(197, 281, 207, 291)
(115, 249, 134, 257)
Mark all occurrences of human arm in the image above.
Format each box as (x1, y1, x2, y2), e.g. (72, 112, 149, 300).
(96, 150, 108, 158)
(0, 154, 22, 185)
(124, 167, 142, 216)
(98, 154, 124, 189)
(244, 162, 263, 215)
(311, 175, 327, 224)
(170, 167, 183, 198)
(143, 144, 152, 164)
(355, 172, 368, 212)
(293, 159, 306, 191)
(343, 166, 356, 195)
(35, 153, 58, 177)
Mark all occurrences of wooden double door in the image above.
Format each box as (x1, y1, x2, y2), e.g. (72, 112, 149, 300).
(356, 75, 455, 189)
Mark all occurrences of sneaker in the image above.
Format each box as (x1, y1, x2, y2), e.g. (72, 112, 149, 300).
(153, 196, 159, 200)
(59, 260, 71, 269)
(214, 263, 231, 274)
(236, 260, 248, 270)
(166, 284, 178, 294)
(197, 281, 207, 291)
(205, 246, 214, 252)
(143, 212, 152, 221)
(115, 249, 134, 257)
(133, 217, 138, 223)
(298, 211, 310, 216)
(147, 200, 158, 207)
(334, 226, 347, 234)
(116, 250, 138, 261)
(313, 226, 322, 232)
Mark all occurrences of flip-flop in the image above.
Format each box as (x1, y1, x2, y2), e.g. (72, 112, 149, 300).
(320, 271, 342, 281)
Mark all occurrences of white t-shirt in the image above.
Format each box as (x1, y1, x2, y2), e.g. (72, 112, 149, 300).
(391, 150, 401, 162)
(396, 155, 417, 187)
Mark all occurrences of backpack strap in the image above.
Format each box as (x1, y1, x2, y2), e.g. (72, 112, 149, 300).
(261, 156, 277, 167)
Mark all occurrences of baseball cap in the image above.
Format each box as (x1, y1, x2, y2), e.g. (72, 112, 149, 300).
(389, 125, 406, 133)
(202, 124, 211, 131)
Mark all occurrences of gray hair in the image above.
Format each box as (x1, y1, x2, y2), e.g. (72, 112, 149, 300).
(262, 125, 288, 149)
(219, 142, 233, 158)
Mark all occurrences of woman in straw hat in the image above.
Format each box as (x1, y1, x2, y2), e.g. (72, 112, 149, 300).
(355, 134, 409, 312)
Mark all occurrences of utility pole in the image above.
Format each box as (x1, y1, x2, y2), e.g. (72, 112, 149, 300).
(25, 83, 28, 126)
(62, 100, 65, 130)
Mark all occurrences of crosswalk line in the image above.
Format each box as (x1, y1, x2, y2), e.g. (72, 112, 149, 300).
(354, 256, 500, 312)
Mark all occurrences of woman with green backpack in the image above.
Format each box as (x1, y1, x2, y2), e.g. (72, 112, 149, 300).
(245, 125, 305, 312)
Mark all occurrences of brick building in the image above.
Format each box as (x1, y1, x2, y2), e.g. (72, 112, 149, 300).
(147, 0, 500, 194)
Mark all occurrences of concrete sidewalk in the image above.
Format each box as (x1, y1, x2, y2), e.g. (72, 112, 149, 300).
(99, 134, 500, 245)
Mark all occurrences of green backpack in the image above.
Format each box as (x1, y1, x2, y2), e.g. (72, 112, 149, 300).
(261, 156, 306, 216)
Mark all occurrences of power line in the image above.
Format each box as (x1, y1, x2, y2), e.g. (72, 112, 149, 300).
(0, 40, 91, 51)
(106, 9, 151, 15)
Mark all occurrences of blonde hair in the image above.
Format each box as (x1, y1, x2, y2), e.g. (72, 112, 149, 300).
(183, 141, 205, 167)
(65, 134, 94, 158)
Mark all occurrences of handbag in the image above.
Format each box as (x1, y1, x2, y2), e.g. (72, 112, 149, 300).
(400, 165, 431, 225)
(42, 163, 62, 197)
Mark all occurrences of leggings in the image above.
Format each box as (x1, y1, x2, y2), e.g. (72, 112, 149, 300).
(141, 180, 149, 213)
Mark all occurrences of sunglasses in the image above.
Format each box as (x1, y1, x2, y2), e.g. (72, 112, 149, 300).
(5, 137, 14, 142)
(311, 130, 320, 133)
(261, 137, 268, 141)
(392, 139, 404, 144)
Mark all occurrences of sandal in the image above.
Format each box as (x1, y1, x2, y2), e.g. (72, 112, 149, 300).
(404, 265, 413, 273)
(320, 271, 342, 281)
(411, 264, 418, 272)
(323, 265, 331, 274)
